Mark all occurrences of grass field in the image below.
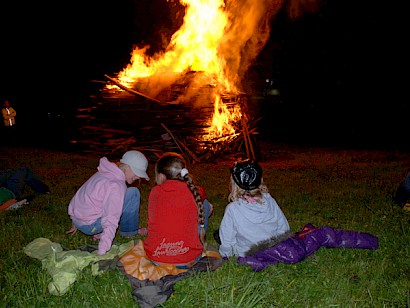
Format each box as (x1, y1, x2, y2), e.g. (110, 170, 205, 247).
(1, 143, 409, 307)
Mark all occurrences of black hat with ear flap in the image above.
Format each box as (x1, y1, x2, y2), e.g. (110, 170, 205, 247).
(231, 159, 262, 190)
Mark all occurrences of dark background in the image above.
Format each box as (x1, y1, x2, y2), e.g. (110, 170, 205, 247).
(0, 0, 406, 150)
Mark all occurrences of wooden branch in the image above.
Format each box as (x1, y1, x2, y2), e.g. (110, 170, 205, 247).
(239, 97, 256, 160)
(104, 74, 162, 104)
(161, 123, 200, 163)
(242, 118, 256, 160)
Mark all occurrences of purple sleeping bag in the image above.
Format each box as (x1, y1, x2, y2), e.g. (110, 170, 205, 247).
(237, 223, 379, 271)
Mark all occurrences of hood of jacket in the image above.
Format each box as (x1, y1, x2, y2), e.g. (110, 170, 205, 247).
(233, 193, 279, 224)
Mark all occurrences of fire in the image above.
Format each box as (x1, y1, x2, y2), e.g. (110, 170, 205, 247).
(117, 0, 233, 90)
(107, 0, 285, 142)
(202, 94, 241, 142)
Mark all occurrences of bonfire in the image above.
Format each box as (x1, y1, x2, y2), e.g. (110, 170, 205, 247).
(75, 0, 317, 161)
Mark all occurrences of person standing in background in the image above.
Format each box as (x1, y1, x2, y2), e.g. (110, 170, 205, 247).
(2, 99, 16, 127)
(2, 99, 17, 142)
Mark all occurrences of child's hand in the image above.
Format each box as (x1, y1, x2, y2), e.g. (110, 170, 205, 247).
(93, 233, 102, 241)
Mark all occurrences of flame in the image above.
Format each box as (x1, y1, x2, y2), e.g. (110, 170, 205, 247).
(108, 0, 288, 142)
(202, 94, 241, 142)
(117, 0, 233, 90)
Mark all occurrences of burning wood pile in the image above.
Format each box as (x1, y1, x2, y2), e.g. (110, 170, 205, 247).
(73, 71, 259, 163)
(69, 0, 287, 161)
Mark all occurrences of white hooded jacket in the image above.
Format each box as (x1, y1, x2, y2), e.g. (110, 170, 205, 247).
(219, 192, 290, 257)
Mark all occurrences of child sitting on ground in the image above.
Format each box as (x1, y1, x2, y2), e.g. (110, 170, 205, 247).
(0, 167, 49, 211)
(215, 159, 290, 257)
(143, 152, 213, 268)
(393, 172, 410, 211)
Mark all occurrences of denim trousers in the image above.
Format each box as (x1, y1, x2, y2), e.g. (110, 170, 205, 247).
(77, 187, 141, 237)
(198, 199, 211, 234)
(394, 172, 410, 206)
(1, 167, 49, 198)
(119, 187, 141, 237)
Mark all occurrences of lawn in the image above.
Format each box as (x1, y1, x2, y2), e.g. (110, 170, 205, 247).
(1, 143, 409, 307)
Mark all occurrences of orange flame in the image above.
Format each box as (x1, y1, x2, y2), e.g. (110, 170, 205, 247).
(202, 94, 241, 142)
(117, 0, 234, 90)
(109, 0, 287, 141)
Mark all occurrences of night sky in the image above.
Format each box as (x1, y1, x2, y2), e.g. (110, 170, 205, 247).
(1, 0, 406, 149)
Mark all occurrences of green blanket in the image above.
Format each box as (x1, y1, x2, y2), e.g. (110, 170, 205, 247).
(23, 237, 133, 295)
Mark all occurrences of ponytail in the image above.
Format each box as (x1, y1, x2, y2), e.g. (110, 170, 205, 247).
(181, 172, 207, 251)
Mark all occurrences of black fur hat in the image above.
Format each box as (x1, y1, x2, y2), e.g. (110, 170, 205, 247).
(231, 159, 262, 190)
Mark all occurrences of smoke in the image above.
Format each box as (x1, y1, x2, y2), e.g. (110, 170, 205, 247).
(219, 0, 286, 91)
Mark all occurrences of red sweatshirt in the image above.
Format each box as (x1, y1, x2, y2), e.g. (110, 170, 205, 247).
(144, 180, 203, 264)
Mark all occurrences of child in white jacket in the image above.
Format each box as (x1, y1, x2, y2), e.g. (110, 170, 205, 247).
(216, 159, 290, 257)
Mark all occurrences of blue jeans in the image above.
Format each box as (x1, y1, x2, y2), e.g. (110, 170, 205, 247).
(76, 187, 141, 237)
(77, 218, 103, 235)
(198, 199, 211, 234)
(1, 167, 49, 198)
(394, 172, 410, 206)
(119, 187, 141, 237)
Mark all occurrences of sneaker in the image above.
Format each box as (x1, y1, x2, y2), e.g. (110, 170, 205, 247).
(6, 199, 29, 211)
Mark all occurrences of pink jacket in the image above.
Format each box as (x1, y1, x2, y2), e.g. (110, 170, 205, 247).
(68, 157, 126, 254)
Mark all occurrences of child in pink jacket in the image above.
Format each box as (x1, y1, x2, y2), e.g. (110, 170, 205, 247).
(66, 150, 149, 255)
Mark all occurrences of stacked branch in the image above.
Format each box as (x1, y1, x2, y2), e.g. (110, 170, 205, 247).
(72, 74, 259, 161)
